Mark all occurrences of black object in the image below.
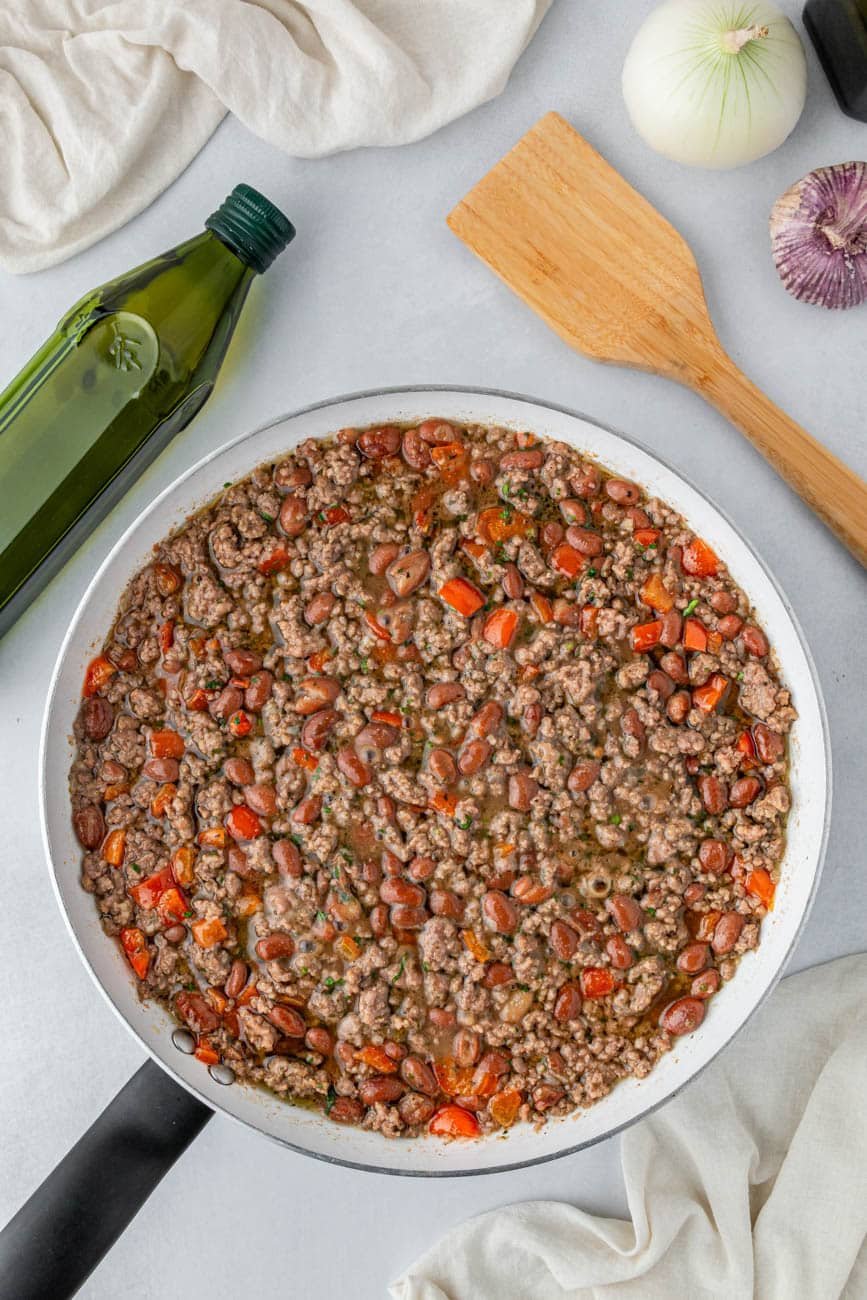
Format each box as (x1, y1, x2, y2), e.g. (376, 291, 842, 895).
(803, 0, 867, 122)
(0, 1060, 211, 1300)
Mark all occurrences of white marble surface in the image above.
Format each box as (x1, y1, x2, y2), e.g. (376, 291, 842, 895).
(1, 2, 865, 1296)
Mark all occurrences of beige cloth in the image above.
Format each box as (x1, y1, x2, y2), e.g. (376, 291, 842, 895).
(0, 0, 550, 273)
(392, 955, 867, 1300)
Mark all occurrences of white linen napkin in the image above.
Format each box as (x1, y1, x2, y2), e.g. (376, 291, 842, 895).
(0, 0, 550, 274)
(391, 954, 867, 1300)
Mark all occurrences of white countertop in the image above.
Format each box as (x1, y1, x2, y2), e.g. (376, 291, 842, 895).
(1, 3, 865, 1296)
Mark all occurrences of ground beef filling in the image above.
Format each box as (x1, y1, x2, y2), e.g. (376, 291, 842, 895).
(70, 419, 794, 1139)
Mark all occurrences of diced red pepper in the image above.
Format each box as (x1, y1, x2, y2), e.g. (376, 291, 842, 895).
(529, 591, 553, 624)
(692, 673, 729, 713)
(745, 868, 775, 910)
(429, 1104, 481, 1138)
(150, 729, 185, 759)
(258, 546, 290, 576)
(83, 655, 117, 697)
(186, 688, 210, 712)
(682, 538, 720, 577)
(102, 829, 126, 867)
(430, 791, 458, 817)
(631, 620, 662, 652)
(158, 620, 174, 656)
(191, 916, 228, 949)
(461, 538, 487, 560)
(476, 506, 532, 543)
(640, 573, 674, 613)
(307, 648, 333, 673)
(194, 1038, 220, 1066)
(433, 1058, 476, 1097)
(439, 577, 485, 617)
(430, 442, 469, 482)
(463, 930, 490, 962)
(355, 1045, 398, 1073)
(150, 783, 177, 818)
(119, 927, 150, 980)
(371, 709, 403, 727)
(322, 505, 350, 525)
(683, 617, 708, 652)
(198, 826, 227, 848)
(483, 608, 519, 649)
(364, 609, 392, 641)
(489, 1088, 523, 1128)
(550, 543, 585, 578)
(291, 746, 319, 772)
(226, 805, 263, 840)
(580, 604, 599, 638)
(581, 967, 616, 999)
(228, 711, 253, 738)
(130, 866, 174, 911)
(157, 886, 189, 926)
(634, 528, 661, 548)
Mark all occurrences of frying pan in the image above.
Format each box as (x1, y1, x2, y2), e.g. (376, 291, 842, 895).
(2, 387, 830, 1298)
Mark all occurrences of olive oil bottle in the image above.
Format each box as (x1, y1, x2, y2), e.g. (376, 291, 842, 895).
(0, 185, 295, 636)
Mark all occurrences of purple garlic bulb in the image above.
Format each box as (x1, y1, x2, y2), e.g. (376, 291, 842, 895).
(769, 162, 867, 309)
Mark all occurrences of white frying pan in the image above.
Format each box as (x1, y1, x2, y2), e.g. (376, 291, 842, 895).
(4, 388, 830, 1298)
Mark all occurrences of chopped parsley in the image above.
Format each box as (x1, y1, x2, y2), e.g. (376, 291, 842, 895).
(129, 862, 141, 873)
(683, 598, 699, 616)
(391, 954, 407, 985)
(501, 504, 513, 523)
(646, 907, 657, 917)
(323, 976, 344, 992)
(205, 679, 220, 689)
(259, 510, 274, 523)
(456, 815, 473, 831)
(315, 910, 327, 922)
(360, 658, 369, 672)
(325, 1085, 337, 1114)
(609, 813, 622, 826)
(737, 671, 745, 682)
(587, 567, 597, 577)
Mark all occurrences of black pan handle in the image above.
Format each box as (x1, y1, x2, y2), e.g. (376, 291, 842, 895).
(0, 1058, 212, 1300)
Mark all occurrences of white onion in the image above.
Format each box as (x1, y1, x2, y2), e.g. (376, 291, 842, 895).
(622, 0, 807, 170)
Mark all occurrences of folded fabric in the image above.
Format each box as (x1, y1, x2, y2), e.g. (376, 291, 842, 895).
(391, 954, 867, 1300)
(0, 0, 550, 274)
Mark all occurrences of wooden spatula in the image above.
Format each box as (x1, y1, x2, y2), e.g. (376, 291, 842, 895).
(447, 112, 867, 567)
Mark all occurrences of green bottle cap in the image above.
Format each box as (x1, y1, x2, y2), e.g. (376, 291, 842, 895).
(206, 184, 295, 273)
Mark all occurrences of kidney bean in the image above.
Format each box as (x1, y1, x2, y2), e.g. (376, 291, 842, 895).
(398, 1092, 436, 1125)
(164, 925, 186, 944)
(482, 890, 518, 934)
(333, 748, 370, 789)
(691, 968, 721, 998)
(659, 609, 683, 649)
(570, 909, 601, 938)
(501, 563, 524, 600)
(378, 796, 396, 824)
(470, 457, 495, 484)
(225, 960, 249, 999)
(684, 883, 705, 905)
(294, 677, 341, 715)
(223, 757, 254, 787)
(597, 933, 631, 974)
(380, 878, 426, 907)
(274, 460, 312, 491)
(500, 448, 544, 470)
(225, 648, 262, 675)
(566, 760, 600, 795)
(176, 991, 220, 1034)
(300, 1029, 331, 1058)
(515, 702, 540, 738)
(512, 876, 553, 905)
(354, 722, 399, 756)
(458, 739, 491, 776)
(717, 613, 743, 640)
(710, 590, 738, 614)
(387, 549, 431, 598)
(301, 708, 338, 751)
(605, 478, 640, 506)
(358, 425, 401, 459)
(402, 427, 432, 470)
(81, 697, 114, 741)
(243, 784, 277, 817)
(389, 904, 428, 929)
(607, 893, 643, 932)
(550, 598, 580, 627)
(369, 904, 390, 938)
(426, 748, 457, 785)
(241, 671, 271, 713)
(552, 981, 583, 1022)
(329, 1097, 365, 1125)
(479, 966, 512, 997)
(210, 686, 243, 720)
(271, 839, 302, 878)
(660, 651, 689, 684)
(549, 919, 579, 959)
(471, 700, 504, 737)
(659, 996, 706, 1036)
(713, 911, 745, 955)
(533, 1084, 565, 1111)
(292, 795, 322, 824)
(677, 942, 709, 974)
(508, 771, 538, 812)
(380, 850, 403, 878)
(540, 521, 565, 549)
(428, 1007, 456, 1030)
(666, 691, 691, 724)
(565, 526, 604, 557)
(571, 464, 601, 498)
(143, 757, 179, 782)
(278, 494, 308, 537)
(256, 934, 295, 961)
(559, 498, 588, 526)
(447, 1029, 479, 1070)
(424, 682, 463, 711)
(73, 805, 105, 850)
(368, 544, 400, 578)
(698, 839, 730, 873)
(697, 775, 728, 814)
(742, 625, 768, 657)
(753, 724, 784, 764)
(430, 889, 464, 920)
(407, 857, 435, 884)
(647, 670, 675, 701)
(730, 776, 762, 808)
(100, 760, 126, 784)
(358, 1076, 405, 1106)
(304, 592, 335, 627)
(418, 419, 456, 444)
(620, 708, 645, 754)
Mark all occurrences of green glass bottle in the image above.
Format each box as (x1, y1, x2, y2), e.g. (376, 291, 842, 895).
(0, 184, 295, 637)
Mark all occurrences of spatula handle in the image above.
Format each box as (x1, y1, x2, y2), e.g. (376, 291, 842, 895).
(697, 350, 867, 568)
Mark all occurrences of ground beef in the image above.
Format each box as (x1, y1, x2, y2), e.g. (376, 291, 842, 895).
(70, 419, 793, 1141)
